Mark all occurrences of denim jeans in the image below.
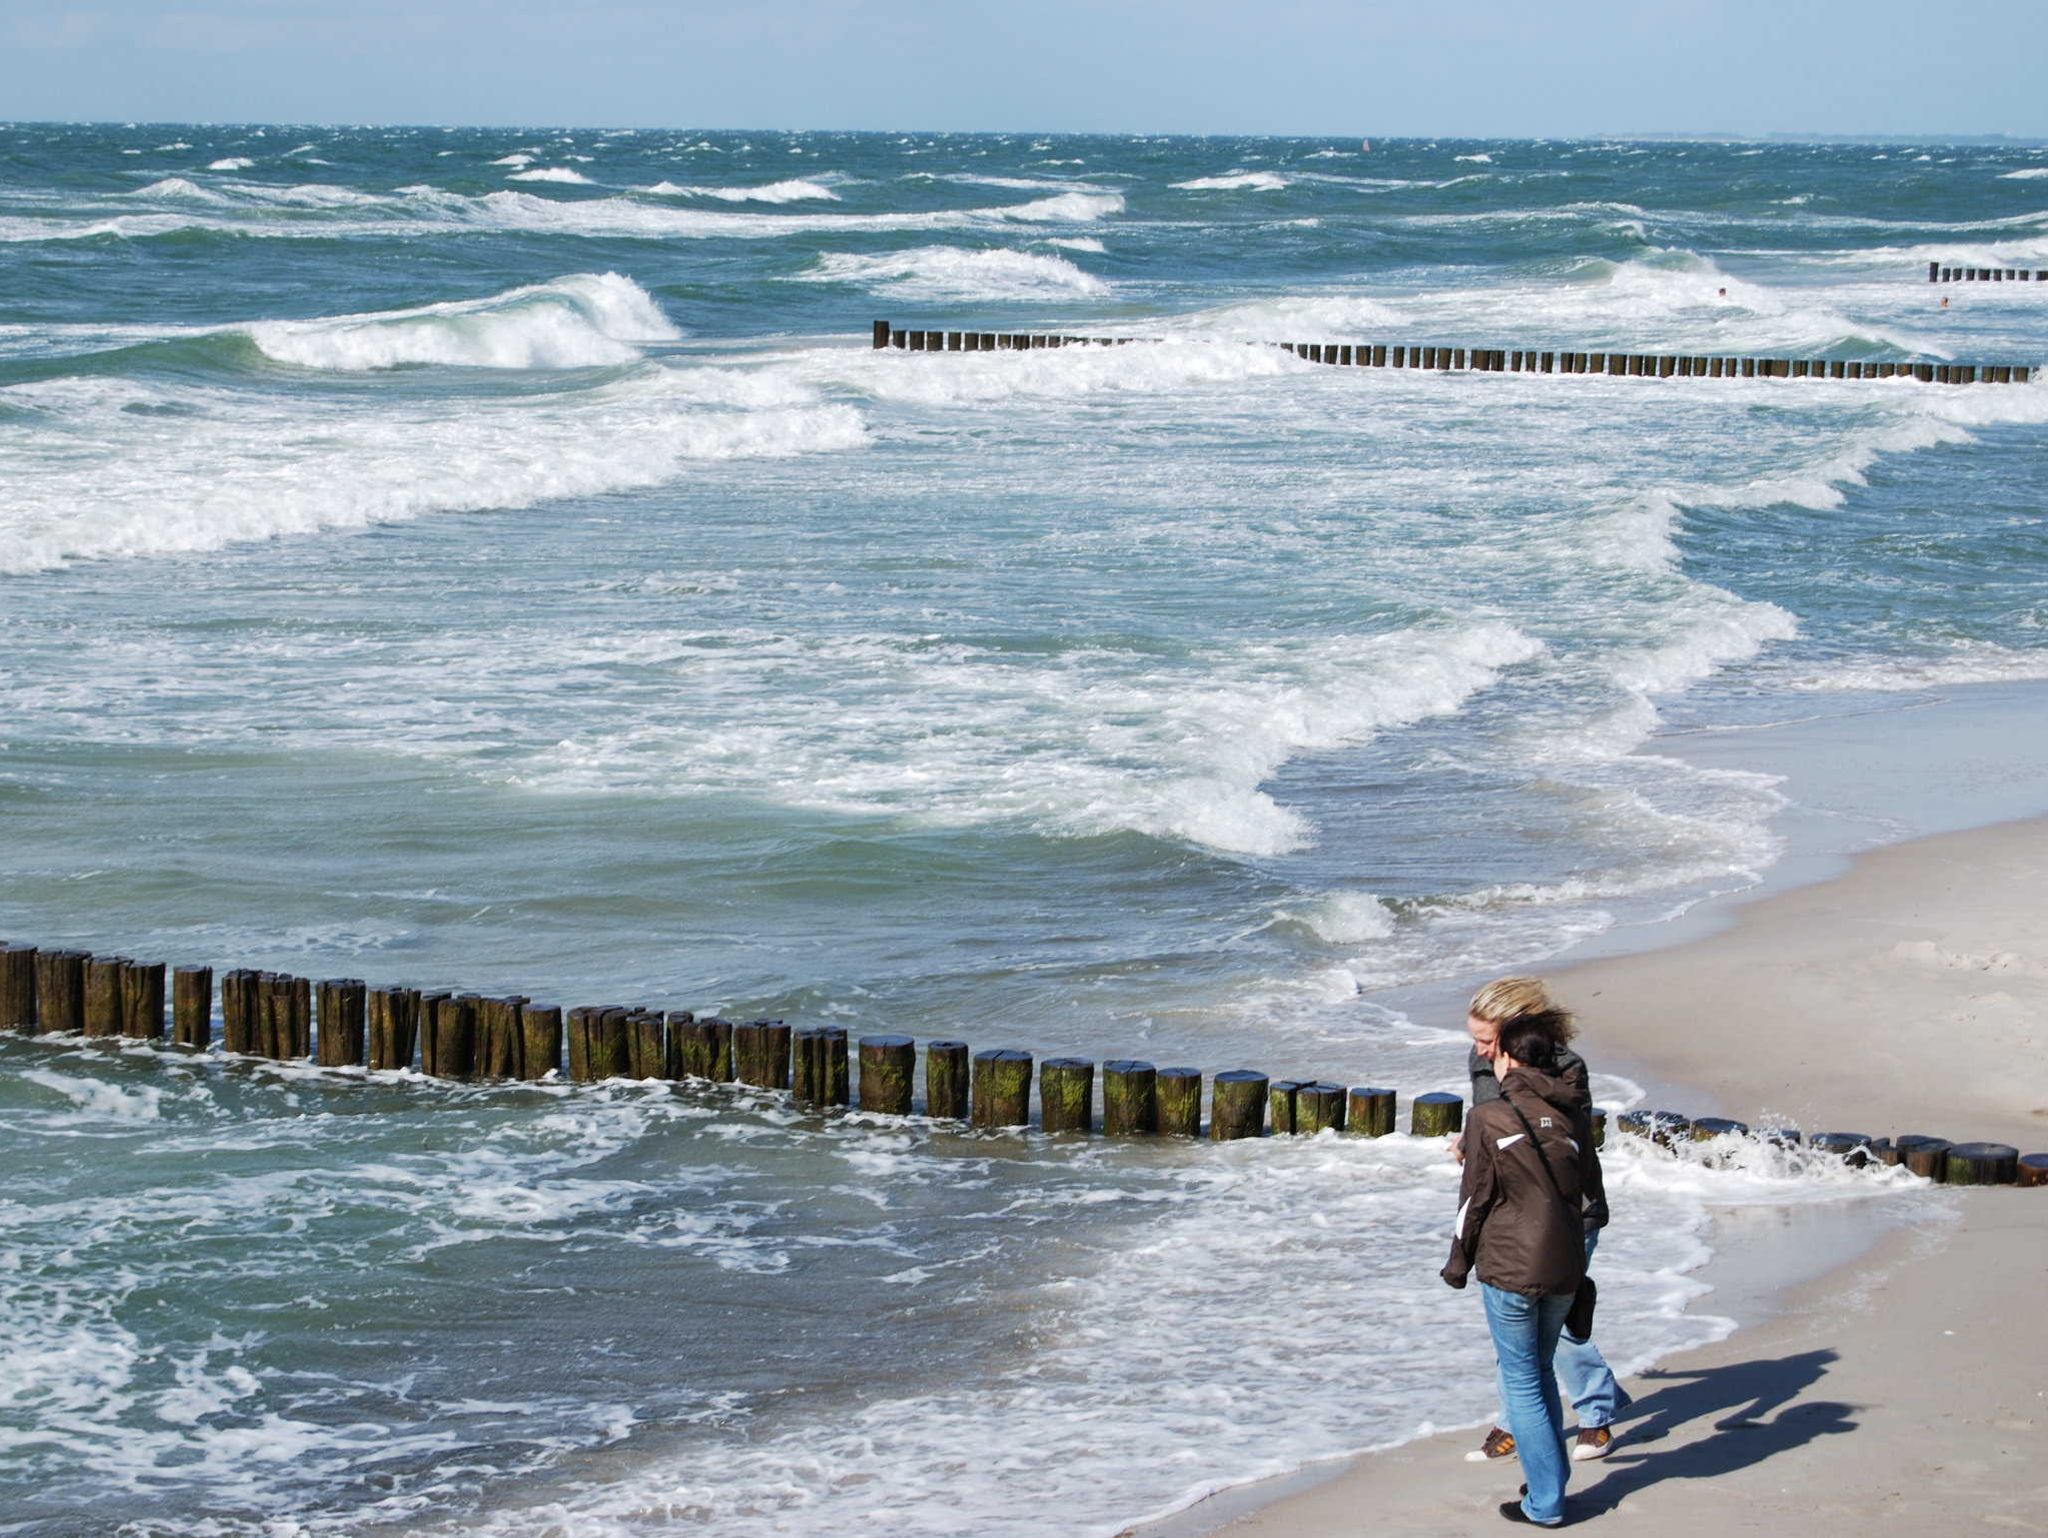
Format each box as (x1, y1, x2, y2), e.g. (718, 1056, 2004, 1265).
(1480, 1282, 1572, 1526)
(1500, 1229, 1622, 1430)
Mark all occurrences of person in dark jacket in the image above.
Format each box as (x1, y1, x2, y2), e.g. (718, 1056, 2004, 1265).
(1443, 1012, 1606, 1528)
(1460, 978, 1625, 1464)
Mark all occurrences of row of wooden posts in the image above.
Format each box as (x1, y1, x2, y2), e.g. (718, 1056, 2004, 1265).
(1929, 262, 2047, 284)
(870, 321, 2033, 385)
(2, 940, 2041, 1183)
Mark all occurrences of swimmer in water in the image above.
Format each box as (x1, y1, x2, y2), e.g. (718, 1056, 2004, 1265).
(1941, 295, 1951, 309)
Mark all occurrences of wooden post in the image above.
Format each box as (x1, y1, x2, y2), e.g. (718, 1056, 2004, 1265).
(289, 976, 313, 1058)
(1372, 344, 1387, 367)
(948, 332, 963, 351)
(565, 1005, 595, 1081)
(791, 1026, 835, 1106)
(970, 1048, 1032, 1128)
(84, 956, 125, 1037)
(1346, 1086, 1396, 1137)
(256, 973, 284, 1057)
(425, 994, 476, 1079)
(172, 965, 211, 1049)
(1929, 261, 1939, 283)
(873, 320, 890, 349)
(823, 1027, 849, 1105)
(627, 1008, 664, 1079)
(1411, 1091, 1462, 1137)
(1811, 1131, 1874, 1165)
(220, 968, 257, 1053)
(1589, 1108, 1606, 1149)
(1267, 1079, 1303, 1134)
(478, 995, 525, 1078)
(521, 1004, 561, 1079)
(316, 979, 366, 1067)
(1102, 1060, 1158, 1135)
(925, 1040, 969, 1119)
(1157, 1067, 1203, 1136)
(1894, 1135, 1951, 1179)
(1691, 1116, 1749, 1140)
(1210, 1070, 1267, 1140)
(369, 986, 419, 1070)
(0, 944, 34, 1030)
(1942, 1142, 2019, 1185)
(669, 1013, 717, 1081)
(1040, 1057, 1094, 1133)
(1296, 1082, 1346, 1134)
(1391, 345, 1405, 368)
(2017, 1153, 2048, 1188)
(120, 960, 165, 1041)
(857, 1034, 916, 1114)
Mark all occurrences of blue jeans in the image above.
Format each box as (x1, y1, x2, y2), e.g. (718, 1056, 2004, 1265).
(1501, 1230, 1622, 1430)
(1480, 1283, 1572, 1526)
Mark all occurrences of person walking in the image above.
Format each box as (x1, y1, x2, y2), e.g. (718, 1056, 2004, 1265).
(1442, 1010, 1607, 1528)
(1459, 979, 1624, 1464)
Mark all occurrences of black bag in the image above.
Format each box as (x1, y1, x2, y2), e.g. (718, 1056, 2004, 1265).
(1506, 1098, 1598, 1341)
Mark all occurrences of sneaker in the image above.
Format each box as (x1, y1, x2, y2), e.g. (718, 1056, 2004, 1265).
(1571, 1425, 1615, 1461)
(1498, 1501, 1564, 1527)
(1465, 1425, 1517, 1463)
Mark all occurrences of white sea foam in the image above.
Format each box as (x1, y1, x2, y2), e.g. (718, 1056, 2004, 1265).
(508, 167, 593, 184)
(1454, 152, 1494, 164)
(491, 153, 536, 167)
(243, 272, 679, 371)
(1173, 171, 1289, 191)
(646, 179, 840, 203)
(1999, 167, 2048, 180)
(795, 246, 1107, 301)
(206, 157, 254, 171)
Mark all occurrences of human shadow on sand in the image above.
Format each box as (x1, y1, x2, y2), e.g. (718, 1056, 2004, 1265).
(1571, 1348, 1854, 1518)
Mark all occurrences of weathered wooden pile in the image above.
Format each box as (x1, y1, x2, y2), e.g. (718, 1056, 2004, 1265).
(1930, 261, 2048, 284)
(1, 938, 2040, 1186)
(870, 320, 2035, 385)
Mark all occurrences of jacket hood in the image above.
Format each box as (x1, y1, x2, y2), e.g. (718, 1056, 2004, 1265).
(1499, 1065, 1583, 1118)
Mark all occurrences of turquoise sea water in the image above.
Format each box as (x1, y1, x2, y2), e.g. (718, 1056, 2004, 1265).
(1, 126, 2043, 1536)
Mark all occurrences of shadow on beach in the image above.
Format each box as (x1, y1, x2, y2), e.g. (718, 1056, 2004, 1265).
(1574, 1349, 1854, 1518)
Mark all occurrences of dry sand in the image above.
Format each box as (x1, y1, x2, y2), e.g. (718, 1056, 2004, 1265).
(1135, 817, 2048, 1537)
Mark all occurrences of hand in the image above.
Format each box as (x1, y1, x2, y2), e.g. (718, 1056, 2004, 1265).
(1450, 1133, 1466, 1164)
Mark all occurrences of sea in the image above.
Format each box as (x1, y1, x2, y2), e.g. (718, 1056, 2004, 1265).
(2, 125, 2045, 1537)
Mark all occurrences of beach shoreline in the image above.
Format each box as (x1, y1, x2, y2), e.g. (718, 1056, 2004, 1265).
(1130, 808, 2048, 1538)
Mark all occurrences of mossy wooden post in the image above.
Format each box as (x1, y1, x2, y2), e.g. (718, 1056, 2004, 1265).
(970, 1048, 1032, 1128)
(317, 979, 367, 1067)
(1346, 1086, 1396, 1137)
(121, 960, 165, 1041)
(1895, 1135, 1951, 1179)
(1411, 1091, 1462, 1138)
(731, 1018, 765, 1085)
(627, 1009, 665, 1080)
(1691, 1116, 1749, 1141)
(85, 956, 126, 1038)
(593, 1007, 633, 1080)
(1296, 1082, 1346, 1134)
(873, 320, 890, 349)
(368, 987, 419, 1070)
(823, 1028, 849, 1105)
(0, 944, 35, 1031)
(519, 1004, 561, 1079)
(1040, 1057, 1094, 1134)
(1268, 1080, 1303, 1135)
(423, 993, 476, 1078)
(763, 1020, 791, 1089)
(254, 973, 283, 1057)
(1102, 1060, 1157, 1135)
(476, 995, 525, 1079)
(218, 969, 254, 1054)
(1811, 1131, 1873, 1163)
(926, 1040, 969, 1119)
(791, 1027, 825, 1105)
(290, 976, 313, 1058)
(858, 1034, 916, 1115)
(1210, 1070, 1267, 1140)
(172, 966, 211, 1049)
(1942, 1142, 2019, 1185)
(1590, 1108, 1607, 1149)
(565, 1005, 595, 1082)
(667, 1012, 709, 1080)
(2018, 1153, 2048, 1188)
(1157, 1067, 1203, 1136)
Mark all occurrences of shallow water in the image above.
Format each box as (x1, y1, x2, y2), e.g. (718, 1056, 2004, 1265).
(1, 126, 2043, 1535)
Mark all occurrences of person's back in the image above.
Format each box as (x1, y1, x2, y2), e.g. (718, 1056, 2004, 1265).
(1445, 1065, 1597, 1296)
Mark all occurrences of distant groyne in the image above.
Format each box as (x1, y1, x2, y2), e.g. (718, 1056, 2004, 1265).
(0, 938, 2038, 1186)
(870, 320, 2034, 384)
(1930, 261, 2047, 284)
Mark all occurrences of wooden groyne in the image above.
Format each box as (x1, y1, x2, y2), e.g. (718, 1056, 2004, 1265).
(1930, 262, 2048, 284)
(869, 320, 2034, 385)
(1, 937, 2039, 1184)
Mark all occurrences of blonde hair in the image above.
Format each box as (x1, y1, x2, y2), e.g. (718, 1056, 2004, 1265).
(1467, 976, 1577, 1045)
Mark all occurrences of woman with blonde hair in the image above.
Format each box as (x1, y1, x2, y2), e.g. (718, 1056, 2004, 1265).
(1457, 980, 1624, 1468)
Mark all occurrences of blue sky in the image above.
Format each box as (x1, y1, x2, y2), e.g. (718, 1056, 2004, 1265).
(2, 0, 2043, 137)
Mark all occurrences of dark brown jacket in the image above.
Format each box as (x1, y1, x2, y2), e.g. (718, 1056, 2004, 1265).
(1469, 1042, 1606, 1233)
(1441, 1065, 1605, 1296)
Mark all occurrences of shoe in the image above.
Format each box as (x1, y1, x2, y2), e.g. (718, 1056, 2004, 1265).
(1465, 1425, 1516, 1463)
(1571, 1426, 1615, 1461)
(1498, 1501, 1563, 1527)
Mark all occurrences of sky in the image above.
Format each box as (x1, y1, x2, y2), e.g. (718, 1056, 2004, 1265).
(1, 0, 2043, 138)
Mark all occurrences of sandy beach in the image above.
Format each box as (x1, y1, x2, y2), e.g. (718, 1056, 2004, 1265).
(1137, 816, 2048, 1536)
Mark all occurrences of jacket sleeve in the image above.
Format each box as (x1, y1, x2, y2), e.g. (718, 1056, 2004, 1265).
(1468, 1046, 1500, 1104)
(1442, 1117, 1498, 1288)
(1577, 1110, 1609, 1233)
